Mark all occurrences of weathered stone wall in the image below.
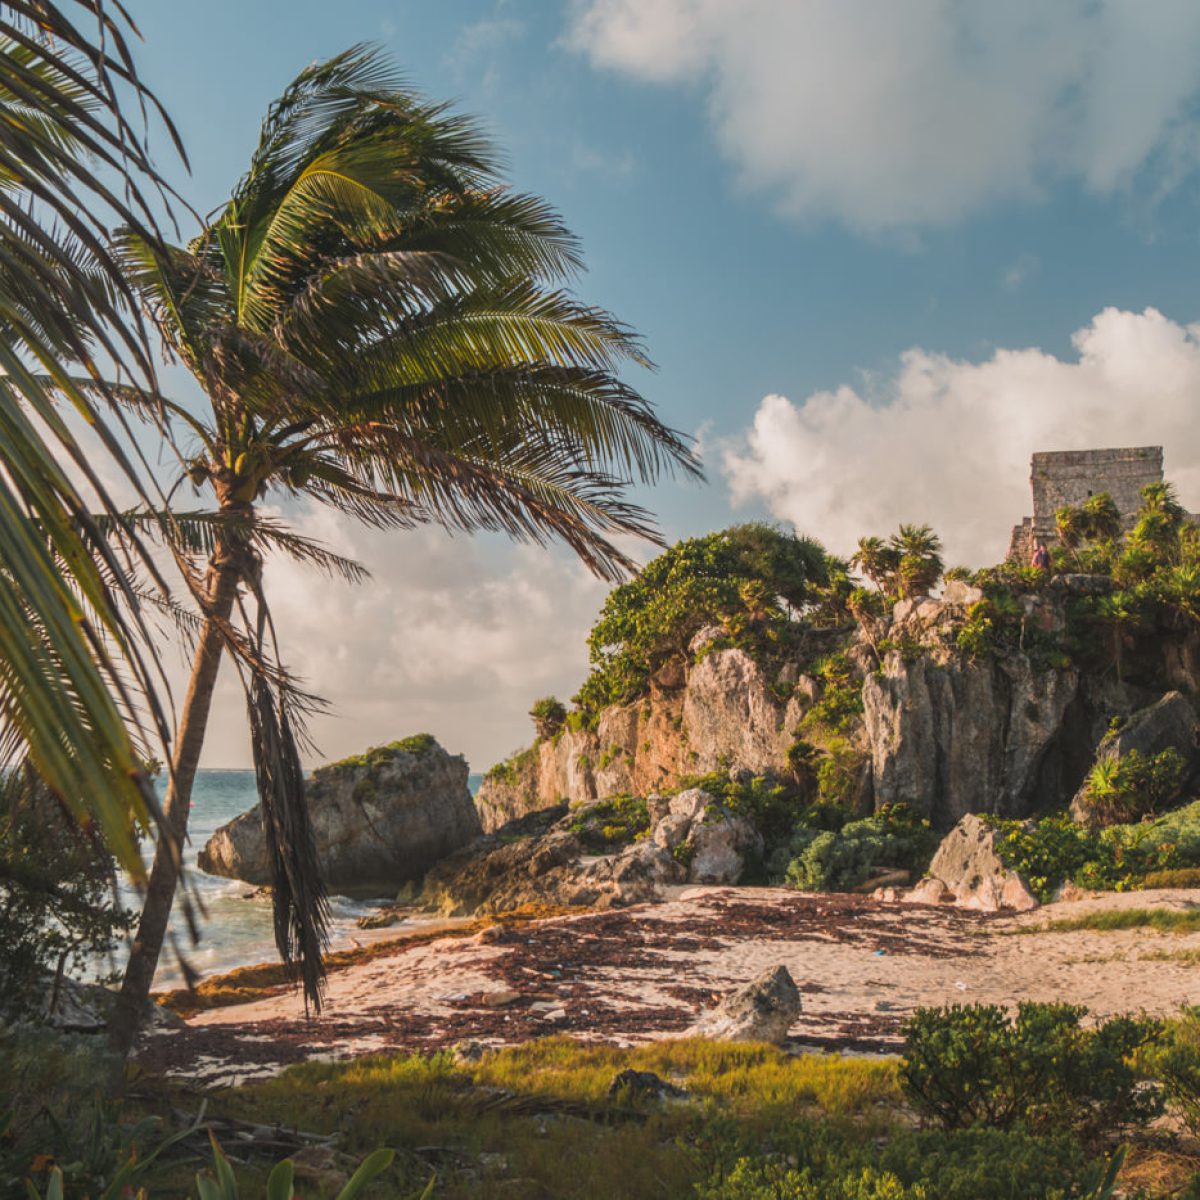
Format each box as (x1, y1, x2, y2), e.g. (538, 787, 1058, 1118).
(1008, 445, 1164, 560)
(1030, 446, 1162, 537)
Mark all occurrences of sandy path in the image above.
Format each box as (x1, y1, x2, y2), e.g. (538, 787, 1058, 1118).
(139, 887, 1200, 1087)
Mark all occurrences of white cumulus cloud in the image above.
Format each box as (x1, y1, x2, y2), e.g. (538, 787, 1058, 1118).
(189, 515, 610, 773)
(722, 307, 1200, 566)
(566, 0, 1200, 230)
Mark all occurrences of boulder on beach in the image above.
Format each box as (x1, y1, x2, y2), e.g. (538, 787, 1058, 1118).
(198, 734, 482, 898)
(907, 812, 1038, 912)
(686, 964, 801, 1043)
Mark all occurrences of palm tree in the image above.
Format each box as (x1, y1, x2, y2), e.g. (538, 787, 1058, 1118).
(1080, 492, 1122, 542)
(0, 2, 184, 878)
(851, 536, 899, 595)
(892, 524, 944, 600)
(108, 46, 699, 1049)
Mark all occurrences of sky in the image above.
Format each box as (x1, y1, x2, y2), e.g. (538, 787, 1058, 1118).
(120, 0, 1200, 771)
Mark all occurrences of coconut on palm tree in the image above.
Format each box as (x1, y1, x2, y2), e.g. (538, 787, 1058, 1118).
(108, 46, 698, 1049)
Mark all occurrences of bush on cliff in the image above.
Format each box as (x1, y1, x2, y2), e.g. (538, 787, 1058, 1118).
(574, 524, 830, 714)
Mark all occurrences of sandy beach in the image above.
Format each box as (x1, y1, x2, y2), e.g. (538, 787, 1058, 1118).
(138, 886, 1200, 1087)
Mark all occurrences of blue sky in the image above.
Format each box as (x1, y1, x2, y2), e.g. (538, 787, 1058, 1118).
(123, 1, 1200, 769)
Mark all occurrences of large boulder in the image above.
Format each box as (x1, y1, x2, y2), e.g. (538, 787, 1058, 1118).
(419, 804, 686, 916)
(687, 965, 801, 1043)
(198, 736, 482, 898)
(649, 786, 762, 885)
(909, 813, 1038, 912)
(1070, 691, 1199, 825)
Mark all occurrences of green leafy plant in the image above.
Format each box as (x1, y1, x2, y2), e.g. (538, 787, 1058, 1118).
(1138, 1007, 1200, 1139)
(574, 524, 830, 714)
(194, 1137, 397, 1200)
(784, 805, 935, 892)
(900, 1002, 1161, 1144)
(529, 698, 567, 740)
(801, 654, 864, 734)
(1082, 747, 1186, 825)
(567, 795, 650, 851)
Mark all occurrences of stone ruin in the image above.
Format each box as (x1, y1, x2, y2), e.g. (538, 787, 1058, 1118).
(1007, 446, 1164, 563)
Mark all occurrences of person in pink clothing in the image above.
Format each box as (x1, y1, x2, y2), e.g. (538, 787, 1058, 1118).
(1031, 541, 1051, 571)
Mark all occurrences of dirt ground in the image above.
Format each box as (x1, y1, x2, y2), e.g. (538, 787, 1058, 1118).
(139, 886, 1200, 1087)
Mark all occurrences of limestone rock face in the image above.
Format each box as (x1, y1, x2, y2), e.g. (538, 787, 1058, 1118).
(198, 738, 482, 898)
(687, 813, 762, 885)
(474, 645, 812, 830)
(1070, 691, 1199, 825)
(914, 813, 1038, 912)
(687, 965, 801, 1043)
(863, 653, 1078, 829)
(681, 648, 801, 776)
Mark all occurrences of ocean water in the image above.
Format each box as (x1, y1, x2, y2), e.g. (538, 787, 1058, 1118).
(122, 769, 484, 988)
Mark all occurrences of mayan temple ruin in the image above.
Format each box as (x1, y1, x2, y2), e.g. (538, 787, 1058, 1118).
(1007, 446, 1165, 562)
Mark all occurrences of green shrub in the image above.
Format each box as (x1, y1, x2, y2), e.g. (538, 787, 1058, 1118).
(328, 733, 438, 773)
(784, 805, 935, 892)
(986, 803, 1200, 898)
(696, 1158, 922, 1199)
(567, 795, 650, 851)
(0, 770, 133, 1020)
(483, 745, 537, 788)
(801, 653, 863, 733)
(529, 696, 567, 739)
(814, 736, 866, 808)
(1083, 747, 1186, 824)
(1140, 866, 1200, 889)
(900, 1002, 1161, 1144)
(675, 773, 814, 855)
(1139, 1007, 1200, 1139)
(574, 524, 830, 713)
(878, 1128, 1112, 1200)
(982, 814, 1097, 902)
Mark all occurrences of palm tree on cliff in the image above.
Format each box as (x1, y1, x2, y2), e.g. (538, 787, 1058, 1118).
(109, 46, 698, 1048)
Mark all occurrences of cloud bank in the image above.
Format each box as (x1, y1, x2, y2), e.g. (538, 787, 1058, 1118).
(567, 0, 1200, 229)
(189, 517, 609, 772)
(723, 307, 1200, 566)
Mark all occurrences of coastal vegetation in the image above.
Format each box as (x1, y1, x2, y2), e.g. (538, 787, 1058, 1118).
(103, 44, 699, 1049)
(575, 524, 831, 715)
(10, 1010, 1200, 1197)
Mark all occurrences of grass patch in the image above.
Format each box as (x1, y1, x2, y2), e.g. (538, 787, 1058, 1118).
(1018, 907, 1200, 935)
(207, 1039, 901, 1199)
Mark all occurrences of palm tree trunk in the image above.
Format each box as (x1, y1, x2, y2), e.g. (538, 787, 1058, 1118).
(109, 553, 241, 1056)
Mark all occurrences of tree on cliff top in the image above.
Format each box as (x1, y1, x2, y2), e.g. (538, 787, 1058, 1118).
(105, 45, 699, 1050)
(575, 524, 829, 713)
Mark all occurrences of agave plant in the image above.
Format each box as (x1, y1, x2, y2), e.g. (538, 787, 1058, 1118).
(107, 45, 699, 1047)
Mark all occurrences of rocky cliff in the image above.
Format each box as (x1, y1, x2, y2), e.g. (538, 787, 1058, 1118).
(479, 577, 1200, 833)
(199, 735, 482, 898)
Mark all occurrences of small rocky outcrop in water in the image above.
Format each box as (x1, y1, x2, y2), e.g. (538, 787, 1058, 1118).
(198, 735, 481, 898)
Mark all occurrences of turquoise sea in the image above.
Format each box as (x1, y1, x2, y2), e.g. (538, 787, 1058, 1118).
(127, 769, 484, 987)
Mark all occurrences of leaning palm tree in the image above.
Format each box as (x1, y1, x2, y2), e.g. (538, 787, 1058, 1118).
(0, 2, 184, 879)
(109, 46, 699, 1048)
